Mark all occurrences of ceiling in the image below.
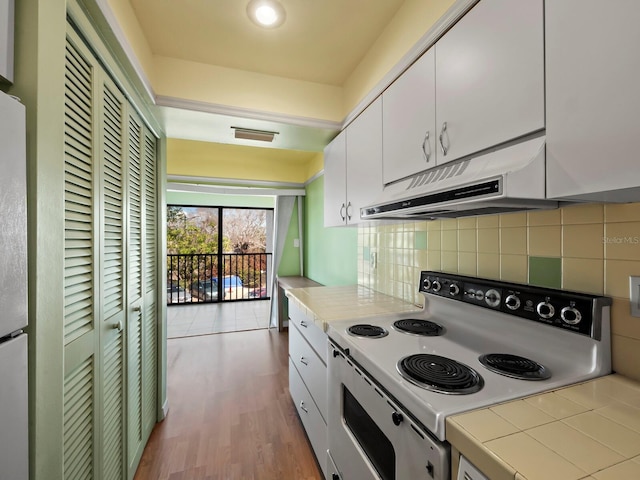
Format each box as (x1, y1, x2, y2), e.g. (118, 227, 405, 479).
(125, 0, 407, 152)
(129, 0, 405, 86)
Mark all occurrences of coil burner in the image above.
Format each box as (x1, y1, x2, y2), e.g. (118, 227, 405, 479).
(479, 353, 551, 380)
(397, 354, 484, 394)
(347, 324, 388, 339)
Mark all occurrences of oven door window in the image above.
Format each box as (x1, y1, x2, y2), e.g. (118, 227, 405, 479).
(343, 386, 395, 480)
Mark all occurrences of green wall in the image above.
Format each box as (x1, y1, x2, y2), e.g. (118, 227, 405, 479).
(278, 199, 302, 276)
(304, 176, 357, 285)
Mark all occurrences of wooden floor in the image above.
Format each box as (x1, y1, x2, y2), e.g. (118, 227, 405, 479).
(134, 329, 323, 480)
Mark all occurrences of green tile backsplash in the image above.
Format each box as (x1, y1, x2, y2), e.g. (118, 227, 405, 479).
(528, 256, 562, 289)
(414, 231, 427, 250)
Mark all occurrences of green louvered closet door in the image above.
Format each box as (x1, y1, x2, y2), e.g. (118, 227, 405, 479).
(99, 72, 127, 480)
(63, 25, 160, 480)
(126, 107, 158, 479)
(142, 128, 158, 443)
(63, 31, 99, 480)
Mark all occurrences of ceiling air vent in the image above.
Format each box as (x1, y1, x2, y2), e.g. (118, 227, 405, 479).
(232, 127, 279, 142)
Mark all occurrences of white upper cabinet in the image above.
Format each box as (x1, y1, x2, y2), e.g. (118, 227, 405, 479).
(382, 48, 436, 185)
(324, 97, 383, 226)
(435, 0, 544, 165)
(346, 96, 383, 224)
(323, 129, 347, 227)
(546, 0, 640, 201)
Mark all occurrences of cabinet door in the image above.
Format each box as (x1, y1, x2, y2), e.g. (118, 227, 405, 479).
(346, 96, 382, 224)
(546, 0, 640, 200)
(323, 130, 347, 227)
(435, 0, 544, 164)
(382, 48, 436, 184)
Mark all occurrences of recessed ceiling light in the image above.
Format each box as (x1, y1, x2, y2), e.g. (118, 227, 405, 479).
(247, 0, 286, 28)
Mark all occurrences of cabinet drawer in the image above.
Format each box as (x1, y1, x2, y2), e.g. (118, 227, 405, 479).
(289, 322, 327, 421)
(289, 358, 327, 478)
(288, 301, 327, 364)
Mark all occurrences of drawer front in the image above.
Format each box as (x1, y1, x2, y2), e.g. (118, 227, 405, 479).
(289, 358, 328, 478)
(289, 322, 328, 421)
(288, 301, 327, 363)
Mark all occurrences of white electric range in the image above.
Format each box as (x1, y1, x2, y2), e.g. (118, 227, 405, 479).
(326, 271, 612, 480)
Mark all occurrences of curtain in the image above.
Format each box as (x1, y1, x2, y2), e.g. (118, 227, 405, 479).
(268, 196, 297, 328)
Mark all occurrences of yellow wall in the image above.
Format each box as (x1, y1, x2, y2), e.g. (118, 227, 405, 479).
(167, 139, 321, 183)
(105, 0, 155, 85)
(343, 0, 455, 115)
(359, 203, 640, 382)
(154, 56, 344, 122)
(306, 151, 324, 180)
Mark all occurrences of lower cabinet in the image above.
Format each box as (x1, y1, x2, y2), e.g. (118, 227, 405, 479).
(288, 303, 328, 479)
(289, 358, 328, 478)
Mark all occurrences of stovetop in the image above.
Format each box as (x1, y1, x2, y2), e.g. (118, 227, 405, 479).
(327, 271, 612, 441)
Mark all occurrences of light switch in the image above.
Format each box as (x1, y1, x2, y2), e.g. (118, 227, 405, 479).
(293, 238, 300, 248)
(370, 251, 377, 270)
(630, 276, 640, 317)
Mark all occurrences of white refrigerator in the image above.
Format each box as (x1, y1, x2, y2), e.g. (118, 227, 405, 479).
(0, 90, 29, 479)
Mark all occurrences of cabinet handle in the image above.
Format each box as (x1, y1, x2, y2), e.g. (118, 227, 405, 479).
(299, 401, 308, 413)
(299, 320, 308, 328)
(339, 203, 346, 221)
(439, 122, 449, 156)
(112, 320, 123, 333)
(300, 356, 308, 366)
(346, 202, 352, 221)
(422, 130, 431, 163)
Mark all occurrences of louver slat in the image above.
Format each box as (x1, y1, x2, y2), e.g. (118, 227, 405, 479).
(63, 357, 94, 480)
(143, 300, 157, 428)
(102, 84, 124, 319)
(144, 133, 157, 291)
(129, 116, 142, 299)
(64, 40, 94, 346)
(129, 316, 143, 445)
(103, 332, 123, 480)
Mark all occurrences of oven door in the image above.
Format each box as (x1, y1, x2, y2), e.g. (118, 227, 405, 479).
(328, 340, 449, 480)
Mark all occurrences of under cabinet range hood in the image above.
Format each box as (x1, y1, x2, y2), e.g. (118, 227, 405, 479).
(361, 136, 558, 220)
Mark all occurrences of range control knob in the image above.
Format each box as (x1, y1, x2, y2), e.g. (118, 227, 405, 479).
(431, 280, 442, 292)
(505, 294, 521, 310)
(392, 412, 404, 426)
(449, 283, 460, 296)
(422, 278, 432, 291)
(560, 306, 582, 325)
(485, 289, 501, 308)
(536, 301, 556, 319)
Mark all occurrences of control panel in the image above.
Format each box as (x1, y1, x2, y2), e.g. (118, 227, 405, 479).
(419, 271, 611, 338)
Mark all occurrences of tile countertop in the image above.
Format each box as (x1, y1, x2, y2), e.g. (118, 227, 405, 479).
(448, 374, 640, 480)
(284, 285, 422, 332)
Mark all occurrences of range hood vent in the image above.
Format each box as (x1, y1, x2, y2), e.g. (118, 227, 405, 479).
(361, 136, 558, 220)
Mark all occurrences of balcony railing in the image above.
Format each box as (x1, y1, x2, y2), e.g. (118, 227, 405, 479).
(167, 253, 272, 305)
